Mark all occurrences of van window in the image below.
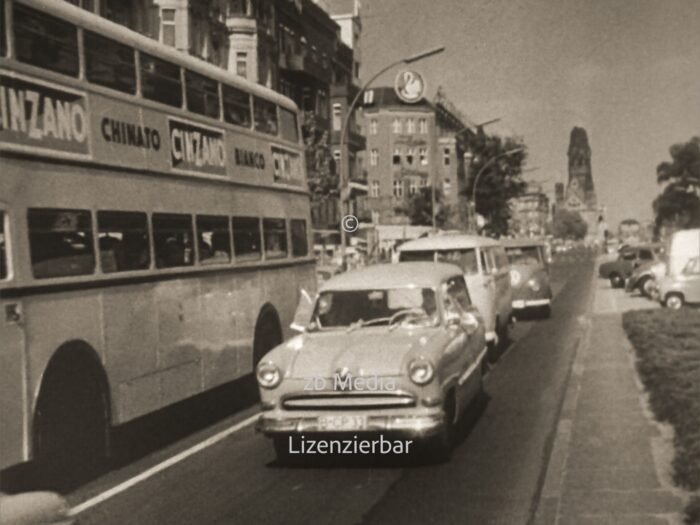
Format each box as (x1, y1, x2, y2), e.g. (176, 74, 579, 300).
(444, 276, 472, 309)
(480, 249, 493, 274)
(97, 211, 150, 272)
(506, 246, 542, 265)
(28, 208, 95, 278)
(436, 249, 479, 275)
(493, 247, 509, 270)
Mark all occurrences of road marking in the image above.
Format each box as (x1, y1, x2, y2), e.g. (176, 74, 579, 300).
(67, 413, 259, 516)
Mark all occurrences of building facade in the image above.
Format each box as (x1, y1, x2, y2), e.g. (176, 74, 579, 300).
(510, 191, 550, 237)
(362, 87, 469, 227)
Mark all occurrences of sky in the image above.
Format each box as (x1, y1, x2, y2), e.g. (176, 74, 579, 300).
(358, 0, 700, 229)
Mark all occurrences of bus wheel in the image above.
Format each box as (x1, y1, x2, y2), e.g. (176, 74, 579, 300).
(33, 350, 110, 491)
(253, 307, 283, 368)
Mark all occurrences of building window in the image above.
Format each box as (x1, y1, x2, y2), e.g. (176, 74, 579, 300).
(419, 118, 427, 134)
(161, 8, 176, 47)
(370, 149, 378, 166)
(443, 147, 451, 166)
(443, 178, 452, 195)
(407, 118, 415, 133)
(393, 180, 403, 197)
(371, 180, 380, 197)
(392, 118, 402, 134)
(370, 119, 378, 135)
(236, 52, 248, 78)
(406, 148, 414, 165)
(392, 148, 401, 165)
(409, 179, 418, 196)
(419, 147, 428, 165)
(332, 103, 342, 131)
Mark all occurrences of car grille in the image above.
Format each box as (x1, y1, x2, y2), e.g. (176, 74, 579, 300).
(282, 392, 416, 410)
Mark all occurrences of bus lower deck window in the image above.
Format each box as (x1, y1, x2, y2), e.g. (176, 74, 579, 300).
(152, 213, 194, 268)
(13, 4, 79, 77)
(232, 216, 261, 260)
(196, 215, 231, 265)
(263, 218, 287, 259)
(28, 208, 95, 279)
(97, 211, 150, 272)
(141, 53, 183, 108)
(290, 219, 308, 257)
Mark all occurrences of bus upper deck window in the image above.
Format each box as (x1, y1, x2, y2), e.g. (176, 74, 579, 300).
(152, 213, 194, 269)
(28, 209, 95, 279)
(97, 211, 150, 272)
(186, 70, 220, 119)
(85, 32, 136, 94)
(232, 216, 261, 261)
(223, 84, 251, 128)
(263, 218, 287, 259)
(13, 4, 79, 77)
(290, 219, 308, 257)
(279, 108, 299, 143)
(0, 211, 7, 280)
(253, 97, 279, 135)
(140, 53, 183, 108)
(196, 215, 231, 265)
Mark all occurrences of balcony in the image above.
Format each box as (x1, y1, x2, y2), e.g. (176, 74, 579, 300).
(226, 16, 256, 35)
(330, 128, 366, 151)
(278, 50, 332, 85)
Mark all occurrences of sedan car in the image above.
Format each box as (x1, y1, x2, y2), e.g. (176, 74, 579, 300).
(255, 262, 487, 462)
(599, 244, 662, 288)
(503, 239, 553, 318)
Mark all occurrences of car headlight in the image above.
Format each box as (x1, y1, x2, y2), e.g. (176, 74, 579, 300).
(510, 269, 521, 287)
(257, 361, 281, 389)
(408, 359, 434, 385)
(527, 278, 541, 292)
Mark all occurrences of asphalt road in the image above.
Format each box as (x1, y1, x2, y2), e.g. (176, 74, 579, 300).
(65, 258, 595, 525)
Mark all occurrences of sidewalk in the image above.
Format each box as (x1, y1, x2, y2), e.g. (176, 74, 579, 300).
(536, 271, 687, 524)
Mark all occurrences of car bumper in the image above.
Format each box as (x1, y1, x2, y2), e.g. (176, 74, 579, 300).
(512, 298, 550, 309)
(256, 411, 445, 438)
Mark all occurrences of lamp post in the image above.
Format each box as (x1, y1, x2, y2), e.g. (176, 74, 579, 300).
(467, 147, 524, 233)
(338, 45, 445, 268)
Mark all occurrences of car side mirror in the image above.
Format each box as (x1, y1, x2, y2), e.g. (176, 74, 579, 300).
(290, 289, 316, 333)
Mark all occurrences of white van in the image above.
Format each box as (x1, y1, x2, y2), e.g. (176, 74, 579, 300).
(398, 234, 513, 348)
(666, 228, 700, 276)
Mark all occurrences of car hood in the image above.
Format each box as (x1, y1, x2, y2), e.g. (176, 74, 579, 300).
(274, 328, 443, 379)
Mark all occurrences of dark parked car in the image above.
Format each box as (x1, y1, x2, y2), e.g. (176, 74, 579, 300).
(598, 244, 662, 288)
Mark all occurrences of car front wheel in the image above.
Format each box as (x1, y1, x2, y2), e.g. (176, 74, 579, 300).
(610, 273, 624, 288)
(665, 293, 684, 310)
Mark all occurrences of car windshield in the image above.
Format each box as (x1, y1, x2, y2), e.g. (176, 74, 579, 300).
(506, 246, 542, 265)
(311, 287, 439, 330)
(399, 249, 479, 275)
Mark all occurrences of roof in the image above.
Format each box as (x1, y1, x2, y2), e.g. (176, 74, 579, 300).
(502, 238, 546, 248)
(320, 262, 462, 291)
(398, 234, 501, 251)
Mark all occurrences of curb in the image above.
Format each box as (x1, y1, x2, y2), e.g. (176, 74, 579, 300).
(0, 492, 73, 525)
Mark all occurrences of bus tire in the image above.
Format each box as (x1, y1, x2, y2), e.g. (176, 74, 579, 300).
(33, 343, 110, 491)
(253, 305, 283, 368)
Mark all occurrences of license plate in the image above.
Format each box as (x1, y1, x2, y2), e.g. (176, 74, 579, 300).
(318, 414, 367, 431)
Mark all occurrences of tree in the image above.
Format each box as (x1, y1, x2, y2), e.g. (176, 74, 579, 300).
(552, 209, 588, 240)
(462, 132, 528, 237)
(404, 187, 451, 228)
(653, 136, 700, 232)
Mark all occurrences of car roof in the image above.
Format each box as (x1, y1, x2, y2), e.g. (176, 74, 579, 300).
(398, 234, 500, 251)
(319, 262, 462, 291)
(501, 238, 546, 248)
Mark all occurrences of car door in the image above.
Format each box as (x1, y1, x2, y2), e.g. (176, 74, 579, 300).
(476, 247, 497, 336)
(443, 277, 483, 412)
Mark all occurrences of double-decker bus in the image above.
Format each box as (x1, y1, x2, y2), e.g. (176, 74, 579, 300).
(0, 0, 315, 484)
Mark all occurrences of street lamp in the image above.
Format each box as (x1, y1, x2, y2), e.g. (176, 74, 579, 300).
(338, 45, 445, 268)
(467, 147, 524, 233)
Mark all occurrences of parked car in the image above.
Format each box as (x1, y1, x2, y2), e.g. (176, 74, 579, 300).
(255, 263, 487, 462)
(657, 256, 700, 309)
(503, 239, 553, 318)
(625, 259, 666, 297)
(665, 228, 699, 277)
(598, 244, 662, 288)
(397, 234, 512, 350)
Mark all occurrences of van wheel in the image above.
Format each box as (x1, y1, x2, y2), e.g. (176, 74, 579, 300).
(33, 355, 110, 491)
(665, 293, 684, 310)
